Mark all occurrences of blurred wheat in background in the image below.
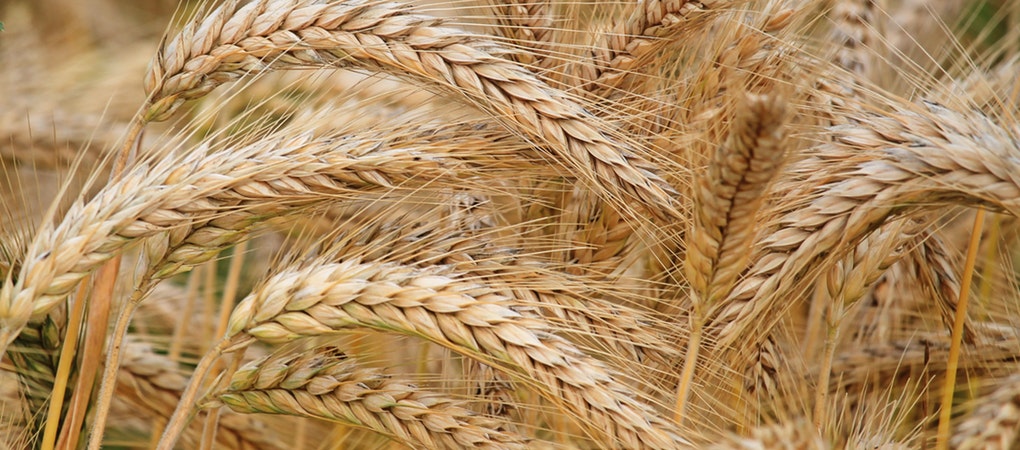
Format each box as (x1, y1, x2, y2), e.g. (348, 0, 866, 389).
(3, 0, 1020, 448)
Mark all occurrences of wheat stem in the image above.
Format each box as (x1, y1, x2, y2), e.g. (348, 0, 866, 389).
(86, 283, 154, 450)
(936, 208, 985, 450)
(812, 305, 840, 431)
(156, 336, 250, 450)
(39, 283, 87, 450)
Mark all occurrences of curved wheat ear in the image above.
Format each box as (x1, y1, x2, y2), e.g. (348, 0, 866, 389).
(951, 374, 1020, 450)
(144, 0, 679, 220)
(118, 340, 290, 449)
(0, 126, 512, 353)
(459, 256, 678, 372)
(709, 420, 827, 450)
(290, 207, 673, 370)
(828, 0, 879, 79)
(221, 347, 526, 450)
(226, 259, 688, 449)
(575, 0, 722, 94)
(830, 327, 1020, 395)
(488, 0, 553, 66)
(810, 217, 930, 427)
(707, 100, 1020, 355)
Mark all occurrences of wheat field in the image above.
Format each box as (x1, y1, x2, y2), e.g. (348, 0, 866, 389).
(2, 0, 1020, 448)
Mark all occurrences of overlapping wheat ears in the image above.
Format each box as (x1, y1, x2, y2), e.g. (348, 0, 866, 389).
(4, 0, 1020, 448)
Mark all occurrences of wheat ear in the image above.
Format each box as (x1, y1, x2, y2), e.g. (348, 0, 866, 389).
(708, 100, 1020, 356)
(828, 0, 879, 79)
(145, 0, 680, 220)
(702, 100, 1020, 420)
(221, 346, 527, 449)
(950, 374, 1020, 450)
(0, 127, 513, 354)
(580, 0, 720, 94)
(488, 0, 553, 66)
(676, 92, 787, 422)
(812, 218, 919, 428)
(226, 258, 688, 449)
(118, 340, 291, 450)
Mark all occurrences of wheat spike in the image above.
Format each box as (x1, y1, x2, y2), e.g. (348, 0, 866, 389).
(950, 375, 1020, 450)
(708, 100, 1020, 355)
(118, 340, 292, 449)
(579, 0, 720, 94)
(144, 0, 680, 221)
(827, 0, 879, 79)
(221, 346, 527, 449)
(488, 0, 553, 66)
(0, 125, 526, 353)
(227, 258, 688, 449)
